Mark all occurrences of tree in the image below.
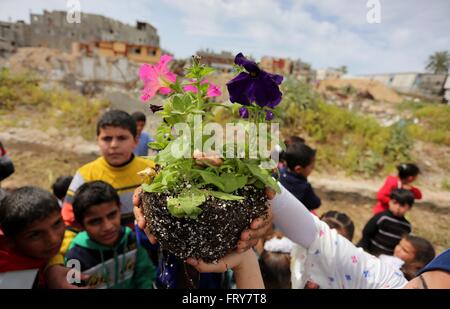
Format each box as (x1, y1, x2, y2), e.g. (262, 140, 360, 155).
(426, 51, 450, 74)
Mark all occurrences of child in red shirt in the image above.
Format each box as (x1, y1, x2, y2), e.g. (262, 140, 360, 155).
(373, 163, 422, 214)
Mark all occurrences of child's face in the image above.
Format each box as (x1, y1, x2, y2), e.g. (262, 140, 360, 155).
(404, 175, 417, 185)
(294, 157, 316, 177)
(394, 238, 416, 263)
(82, 202, 121, 246)
(136, 121, 145, 136)
(14, 212, 65, 260)
(97, 126, 137, 166)
(389, 200, 411, 217)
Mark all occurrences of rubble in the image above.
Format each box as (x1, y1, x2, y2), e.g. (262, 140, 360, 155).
(318, 78, 403, 104)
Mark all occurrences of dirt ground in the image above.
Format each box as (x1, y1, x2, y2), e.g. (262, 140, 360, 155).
(316, 189, 450, 254)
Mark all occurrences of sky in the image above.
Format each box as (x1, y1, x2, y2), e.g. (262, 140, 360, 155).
(0, 0, 449, 75)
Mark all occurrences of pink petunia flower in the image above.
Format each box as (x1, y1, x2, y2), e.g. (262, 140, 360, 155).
(139, 55, 177, 101)
(206, 83, 222, 97)
(183, 80, 222, 98)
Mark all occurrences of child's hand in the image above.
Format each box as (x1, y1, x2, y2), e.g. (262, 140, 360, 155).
(133, 187, 157, 244)
(186, 249, 264, 289)
(186, 249, 252, 273)
(236, 187, 275, 253)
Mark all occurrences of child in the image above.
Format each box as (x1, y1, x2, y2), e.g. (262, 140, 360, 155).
(65, 181, 156, 289)
(61, 110, 156, 228)
(131, 111, 154, 157)
(52, 176, 73, 207)
(379, 234, 435, 280)
(292, 211, 354, 288)
(270, 184, 409, 289)
(320, 210, 355, 242)
(284, 135, 305, 147)
(66, 180, 263, 289)
(279, 143, 321, 212)
(373, 163, 422, 214)
(47, 110, 156, 287)
(276, 136, 305, 169)
(357, 189, 414, 256)
(0, 187, 65, 288)
(269, 183, 450, 289)
(259, 236, 295, 289)
(406, 249, 450, 289)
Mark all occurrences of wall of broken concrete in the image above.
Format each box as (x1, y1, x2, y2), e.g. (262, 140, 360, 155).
(76, 56, 139, 84)
(1, 10, 159, 53)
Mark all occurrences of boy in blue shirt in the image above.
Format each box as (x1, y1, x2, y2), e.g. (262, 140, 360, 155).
(131, 111, 154, 157)
(279, 143, 321, 212)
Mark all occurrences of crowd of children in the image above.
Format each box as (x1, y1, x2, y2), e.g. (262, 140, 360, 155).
(0, 110, 447, 289)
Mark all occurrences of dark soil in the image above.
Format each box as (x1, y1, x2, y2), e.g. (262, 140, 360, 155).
(141, 186, 268, 262)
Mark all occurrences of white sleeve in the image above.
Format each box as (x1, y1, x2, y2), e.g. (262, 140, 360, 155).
(291, 216, 408, 289)
(270, 183, 317, 248)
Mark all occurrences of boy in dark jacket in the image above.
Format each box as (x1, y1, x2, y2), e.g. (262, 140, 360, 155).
(279, 143, 321, 212)
(65, 181, 155, 289)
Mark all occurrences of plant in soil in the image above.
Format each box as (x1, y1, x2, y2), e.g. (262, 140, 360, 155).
(138, 54, 283, 262)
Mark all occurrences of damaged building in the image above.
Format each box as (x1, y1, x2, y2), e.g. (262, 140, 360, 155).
(0, 10, 160, 56)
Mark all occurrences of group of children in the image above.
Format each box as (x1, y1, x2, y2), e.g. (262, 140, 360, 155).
(0, 110, 446, 289)
(261, 135, 437, 288)
(0, 109, 262, 289)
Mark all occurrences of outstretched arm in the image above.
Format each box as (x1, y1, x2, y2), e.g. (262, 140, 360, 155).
(270, 183, 317, 248)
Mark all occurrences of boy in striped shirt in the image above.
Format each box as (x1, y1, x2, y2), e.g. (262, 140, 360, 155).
(357, 189, 414, 256)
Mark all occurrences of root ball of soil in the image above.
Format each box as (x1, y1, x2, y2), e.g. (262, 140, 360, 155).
(141, 186, 268, 262)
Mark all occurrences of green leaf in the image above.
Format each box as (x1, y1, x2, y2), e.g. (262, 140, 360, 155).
(194, 170, 247, 193)
(195, 170, 225, 191)
(205, 190, 244, 201)
(200, 67, 215, 76)
(155, 142, 177, 164)
(167, 191, 206, 219)
(160, 170, 178, 186)
(245, 162, 281, 193)
(172, 95, 185, 112)
(220, 174, 248, 193)
(142, 182, 165, 193)
(149, 141, 167, 150)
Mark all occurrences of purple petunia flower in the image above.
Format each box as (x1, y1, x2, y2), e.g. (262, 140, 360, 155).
(239, 107, 249, 119)
(226, 53, 283, 108)
(265, 110, 274, 121)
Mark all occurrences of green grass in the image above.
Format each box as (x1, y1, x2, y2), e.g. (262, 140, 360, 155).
(0, 68, 110, 140)
(279, 80, 412, 176)
(398, 100, 450, 146)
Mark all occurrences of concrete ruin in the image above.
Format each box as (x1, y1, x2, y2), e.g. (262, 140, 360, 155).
(0, 10, 159, 54)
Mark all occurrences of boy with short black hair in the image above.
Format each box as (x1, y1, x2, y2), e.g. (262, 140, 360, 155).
(61, 109, 155, 228)
(279, 143, 321, 211)
(65, 181, 155, 289)
(0, 187, 65, 287)
(131, 111, 154, 157)
(47, 110, 155, 287)
(358, 189, 414, 256)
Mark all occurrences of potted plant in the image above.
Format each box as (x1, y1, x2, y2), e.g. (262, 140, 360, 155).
(138, 53, 283, 262)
